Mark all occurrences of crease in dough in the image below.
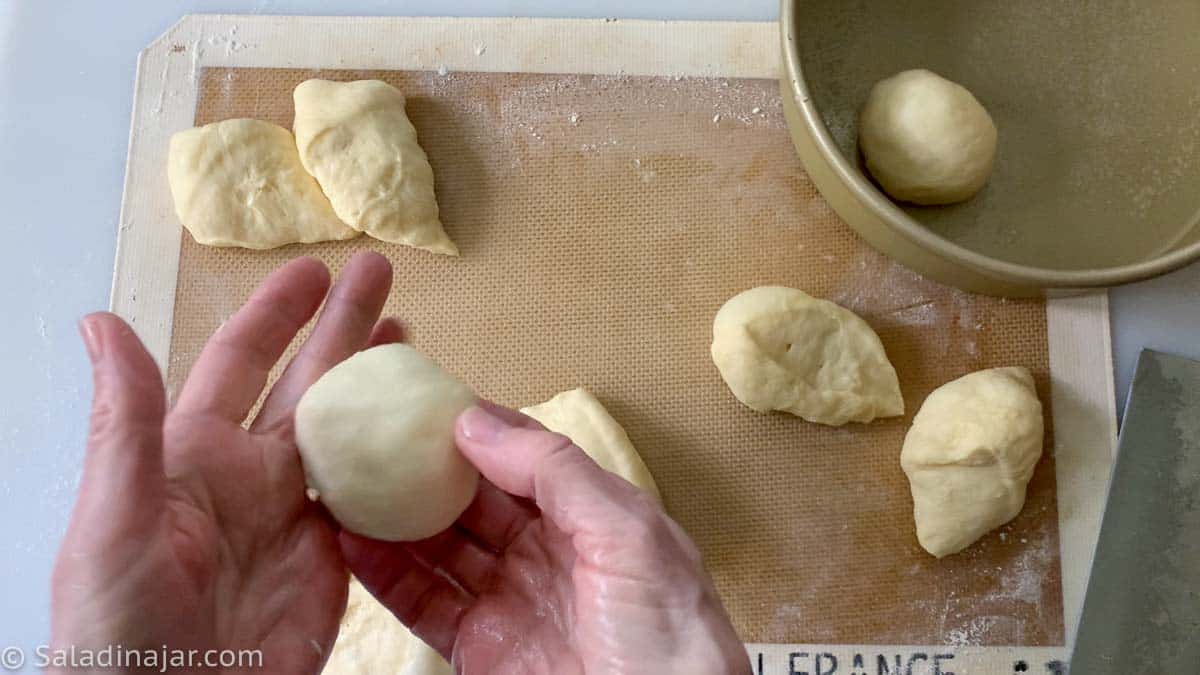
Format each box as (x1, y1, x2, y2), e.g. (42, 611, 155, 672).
(901, 367, 1044, 558)
(711, 286, 903, 426)
(167, 118, 359, 249)
(293, 79, 458, 256)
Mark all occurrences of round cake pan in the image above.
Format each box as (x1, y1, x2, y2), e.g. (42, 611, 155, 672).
(780, 0, 1200, 296)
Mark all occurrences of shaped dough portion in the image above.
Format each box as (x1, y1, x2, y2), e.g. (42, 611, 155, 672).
(324, 578, 450, 675)
(901, 367, 1043, 558)
(293, 79, 457, 255)
(522, 387, 661, 500)
(858, 69, 998, 205)
(167, 118, 358, 249)
(711, 286, 903, 426)
(295, 344, 478, 542)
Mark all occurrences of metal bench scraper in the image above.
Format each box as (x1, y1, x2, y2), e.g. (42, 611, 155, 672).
(1070, 349, 1200, 673)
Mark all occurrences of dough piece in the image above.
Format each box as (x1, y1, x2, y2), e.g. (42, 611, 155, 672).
(295, 344, 478, 542)
(521, 387, 661, 500)
(711, 286, 903, 426)
(167, 118, 358, 249)
(292, 79, 457, 255)
(323, 578, 450, 675)
(901, 367, 1043, 558)
(858, 69, 998, 205)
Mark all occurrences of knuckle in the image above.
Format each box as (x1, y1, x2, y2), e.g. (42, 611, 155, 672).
(610, 497, 704, 566)
(667, 519, 706, 565)
(533, 431, 589, 476)
(619, 492, 663, 526)
(614, 500, 671, 547)
(211, 332, 275, 372)
(87, 396, 120, 439)
(540, 431, 577, 454)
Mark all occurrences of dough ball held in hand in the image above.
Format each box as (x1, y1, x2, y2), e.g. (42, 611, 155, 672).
(901, 367, 1043, 558)
(167, 118, 359, 248)
(293, 79, 458, 256)
(295, 344, 478, 542)
(522, 387, 661, 501)
(711, 286, 903, 426)
(859, 69, 998, 205)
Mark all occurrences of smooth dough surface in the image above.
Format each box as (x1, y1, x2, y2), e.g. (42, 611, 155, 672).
(521, 387, 661, 500)
(167, 118, 358, 248)
(858, 69, 998, 205)
(901, 367, 1043, 558)
(323, 578, 450, 675)
(293, 79, 457, 255)
(711, 286, 903, 426)
(295, 344, 478, 542)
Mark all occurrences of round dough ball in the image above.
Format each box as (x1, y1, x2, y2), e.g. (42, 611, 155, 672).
(711, 286, 904, 426)
(295, 344, 478, 542)
(901, 367, 1043, 558)
(858, 69, 998, 205)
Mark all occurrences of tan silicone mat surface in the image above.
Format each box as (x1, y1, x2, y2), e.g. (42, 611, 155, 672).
(166, 67, 1062, 646)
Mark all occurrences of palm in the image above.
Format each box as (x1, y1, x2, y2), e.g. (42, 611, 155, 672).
(454, 518, 580, 673)
(156, 420, 346, 671)
(458, 513, 743, 674)
(53, 253, 397, 672)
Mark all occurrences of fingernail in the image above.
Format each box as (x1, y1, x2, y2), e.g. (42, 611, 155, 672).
(460, 406, 510, 444)
(79, 316, 103, 361)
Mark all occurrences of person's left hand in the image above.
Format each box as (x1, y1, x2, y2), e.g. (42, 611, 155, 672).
(52, 252, 397, 673)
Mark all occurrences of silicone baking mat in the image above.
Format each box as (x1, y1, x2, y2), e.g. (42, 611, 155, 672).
(164, 65, 1062, 647)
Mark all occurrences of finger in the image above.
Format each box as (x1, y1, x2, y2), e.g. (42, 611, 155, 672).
(340, 532, 471, 659)
(253, 251, 393, 431)
(403, 528, 499, 595)
(454, 479, 537, 551)
(75, 312, 167, 525)
(456, 404, 683, 575)
(173, 257, 330, 421)
(455, 403, 629, 505)
(365, 317, 407, 348)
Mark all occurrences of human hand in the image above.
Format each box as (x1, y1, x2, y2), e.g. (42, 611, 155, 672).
(52, 252, 399, 673)
(342, 403, 751, 675)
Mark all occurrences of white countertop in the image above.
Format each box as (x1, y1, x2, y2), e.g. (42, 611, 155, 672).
(1, 0, 1197, 660)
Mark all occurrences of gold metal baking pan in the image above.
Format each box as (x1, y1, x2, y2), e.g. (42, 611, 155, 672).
(780, 0, 1200, 296)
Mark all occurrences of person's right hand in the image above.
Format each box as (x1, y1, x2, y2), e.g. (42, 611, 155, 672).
(341, 403, 751, 675)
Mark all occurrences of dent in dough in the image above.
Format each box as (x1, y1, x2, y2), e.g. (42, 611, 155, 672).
(167, 118, 359, 249)
(323, 578, 450, 675)
(521, 387, 661, 500)
(292, 79, 458, 255)
(710, 286, 904, 426)
(901, 367, 1043, 558)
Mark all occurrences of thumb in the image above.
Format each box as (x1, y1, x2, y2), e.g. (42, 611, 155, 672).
(73, 312, 167, 525)
(455, 404, 691, 575)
